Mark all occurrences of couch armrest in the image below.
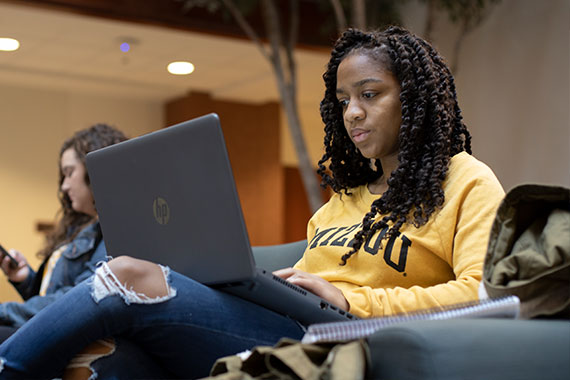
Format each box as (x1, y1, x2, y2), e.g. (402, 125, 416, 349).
(251, 240, 307, 272)
(366, 319, 570, 380)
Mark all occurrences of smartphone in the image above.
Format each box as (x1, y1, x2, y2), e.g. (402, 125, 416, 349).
(0, 244, 19, 269)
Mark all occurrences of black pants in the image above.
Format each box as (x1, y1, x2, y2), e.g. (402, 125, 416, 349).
(0, 325, 16, 343)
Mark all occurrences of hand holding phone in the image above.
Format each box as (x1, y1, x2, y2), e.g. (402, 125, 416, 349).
(0, 244, 19, 269)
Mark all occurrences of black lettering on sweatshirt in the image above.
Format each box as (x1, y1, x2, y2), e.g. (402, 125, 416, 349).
(309, 227, 337, 249)
(308, 224, 412, 273)
(384, 234, 412, 272)
(330, 223, 361, 247)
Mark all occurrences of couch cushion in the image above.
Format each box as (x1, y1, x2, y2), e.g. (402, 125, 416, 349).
(252, 240, 307, 272)
(366, 319, 570, 380)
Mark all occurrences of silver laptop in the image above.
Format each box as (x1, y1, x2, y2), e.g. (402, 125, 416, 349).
(85, 113, 357, 325)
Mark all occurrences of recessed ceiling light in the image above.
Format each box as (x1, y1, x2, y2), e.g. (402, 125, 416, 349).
(117, 36, 139, 53)
(0, 38, 20, 52)
(167, 61, 195, 75)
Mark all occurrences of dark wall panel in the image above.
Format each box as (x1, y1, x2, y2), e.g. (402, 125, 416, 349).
(165, 92, 284, 246)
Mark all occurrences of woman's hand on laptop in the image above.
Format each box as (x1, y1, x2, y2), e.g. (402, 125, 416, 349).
(273, 268, 349, 312)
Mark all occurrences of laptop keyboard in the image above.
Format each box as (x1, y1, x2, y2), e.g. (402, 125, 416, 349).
(271, 273, 308, 295)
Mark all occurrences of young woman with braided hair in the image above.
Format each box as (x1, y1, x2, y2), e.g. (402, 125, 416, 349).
(0, 26, 504, 378)
(320, 26, 473, 265)
(280, 26, 505, 317)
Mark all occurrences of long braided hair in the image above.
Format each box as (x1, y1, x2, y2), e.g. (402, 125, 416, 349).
(38, 124, 127, 259)
(317, 26, 472, 265)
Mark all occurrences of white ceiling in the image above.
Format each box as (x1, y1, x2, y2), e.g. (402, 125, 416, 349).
(0, 1, 331, 104)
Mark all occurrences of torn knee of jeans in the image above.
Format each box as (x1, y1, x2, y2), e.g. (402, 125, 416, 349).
(63, 338, 116, 380)
(90, 262, 176, 304)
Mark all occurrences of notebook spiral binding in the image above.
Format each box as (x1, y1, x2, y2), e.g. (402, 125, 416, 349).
(301, 295, 520, 344)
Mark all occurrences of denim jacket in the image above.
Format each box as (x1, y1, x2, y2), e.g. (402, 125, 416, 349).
(0, 222, 107, 328)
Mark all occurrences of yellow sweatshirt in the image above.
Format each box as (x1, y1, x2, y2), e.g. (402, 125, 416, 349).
(294, 152, 505, 318)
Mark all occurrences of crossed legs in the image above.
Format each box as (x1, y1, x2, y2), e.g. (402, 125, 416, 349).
(0, 256, 304, 378)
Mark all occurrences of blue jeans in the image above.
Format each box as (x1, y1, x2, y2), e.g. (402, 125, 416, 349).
(0, 267, 305, 379)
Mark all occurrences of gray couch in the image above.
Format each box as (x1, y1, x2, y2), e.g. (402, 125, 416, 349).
(70, 240, 569, 379)
(253, 240, 570, 380)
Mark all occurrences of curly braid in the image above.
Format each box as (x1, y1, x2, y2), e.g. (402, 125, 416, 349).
(38, 124, 127, 259)
(317, 26, 472, 265)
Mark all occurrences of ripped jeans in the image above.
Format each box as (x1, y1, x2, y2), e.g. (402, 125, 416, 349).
(0, 263, 305, 379)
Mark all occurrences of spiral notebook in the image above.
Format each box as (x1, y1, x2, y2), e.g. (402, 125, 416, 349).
(301, 295, 520, 343)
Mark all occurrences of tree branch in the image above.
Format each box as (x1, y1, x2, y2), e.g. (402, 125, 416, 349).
(286, 0, 299, 91)
(329, 0, 346, 34)
(352, 0, 366, 29)
(449, 0, 498, 74)
(261, 0, 323, 212)
(261, 0, 283, 76)
(424, 0, 437, 41)
(219, 0, 271, 61)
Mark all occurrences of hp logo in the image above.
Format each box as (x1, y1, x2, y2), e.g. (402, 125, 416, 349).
(153, 197, 170, 225)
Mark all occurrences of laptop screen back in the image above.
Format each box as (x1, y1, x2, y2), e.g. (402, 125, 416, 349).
(86, 114, 256, 284)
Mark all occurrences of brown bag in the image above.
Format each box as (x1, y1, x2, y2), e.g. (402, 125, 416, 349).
(202, 338, 368, 380)
(482, 184, 570, 319)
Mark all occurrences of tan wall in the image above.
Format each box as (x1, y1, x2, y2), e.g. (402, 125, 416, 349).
(280, 0, 570, 192)
(0, 84, 162, 302)
(400, 0, 570, 191)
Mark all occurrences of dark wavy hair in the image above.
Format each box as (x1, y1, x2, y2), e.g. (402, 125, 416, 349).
(38, 124, 127, 258)
(318, 26, 472, 265)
